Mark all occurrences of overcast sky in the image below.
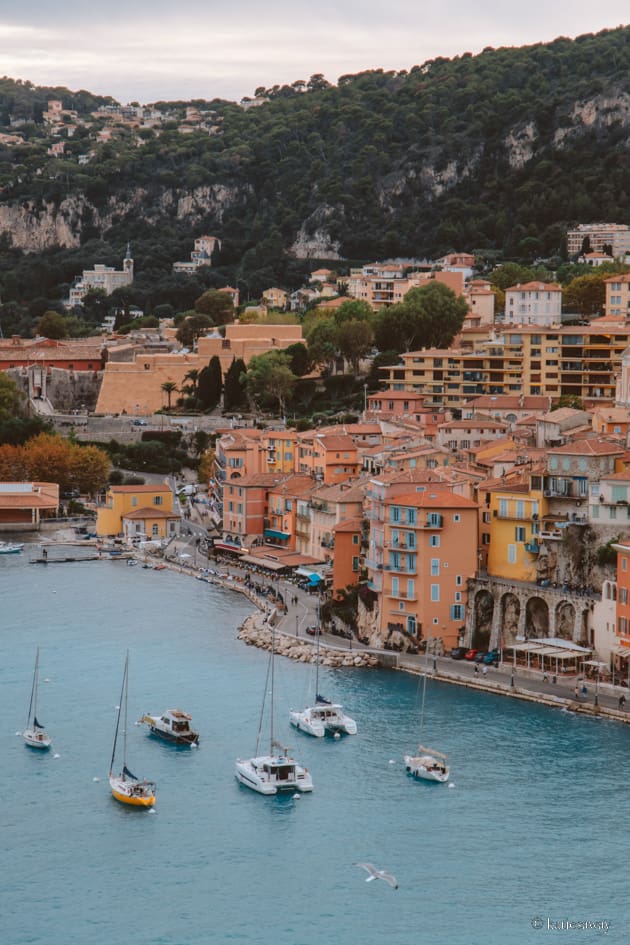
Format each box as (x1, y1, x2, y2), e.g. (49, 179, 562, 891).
(0, 3, 627, 103)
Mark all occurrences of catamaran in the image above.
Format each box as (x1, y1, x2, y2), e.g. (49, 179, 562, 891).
(236, 624, 313, 795)
(289, 605, 357, 737)
(23, 647, 52, 750)
(109, 652, 156, 807)
(403, 633, 449, 783)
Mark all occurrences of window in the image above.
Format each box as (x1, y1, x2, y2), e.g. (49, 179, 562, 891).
(515, 526, 526, 542)
(456, 575, 462, 586)
(392, 577, 399, 597)
(450, 604, 464, 620)
(516, 501, 524, 519)
(352, 556, 360, 571)
(353, 534, 359, 545)
(430, 584, 440, 602)
(483, 512, 491, 523)
(407, 579, 415, 599)
(131, 496, 137, 507)
(431, 558, 440, 576)
(152, 524, 159, 536)
(429, 535, 440, 547)
(153, 495, 163, 506)
(453, 514, 461, 523)
(507, 544, 517, 563)
(455, 591, 462, 602)
(499, 499, 508, 517)
(407, 508, 417, 525)
(622, 558, 628, 572)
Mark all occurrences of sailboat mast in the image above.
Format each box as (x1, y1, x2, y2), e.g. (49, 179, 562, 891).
(270, 623, 275, 754)
(418, 629, 430, 744)
(123, 651, 129, 772)
(315, 597, 321, 696)
(109, 652, 127, 775)
(27, 647, 39, 728)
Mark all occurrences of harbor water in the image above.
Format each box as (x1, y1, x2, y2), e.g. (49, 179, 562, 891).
(2, 553, 628, 945)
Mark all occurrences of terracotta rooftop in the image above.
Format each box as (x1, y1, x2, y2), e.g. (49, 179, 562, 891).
(388, 489, 478, 509)
(505, 281, 561, 292)
(333, 517, 364, 533)
(550, 438, 624, 456)
(123, 507, 180, 520)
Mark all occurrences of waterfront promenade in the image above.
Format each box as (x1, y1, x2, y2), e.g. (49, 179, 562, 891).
(157, 523, 630, 726)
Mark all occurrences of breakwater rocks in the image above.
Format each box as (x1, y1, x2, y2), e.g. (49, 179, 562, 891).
(238, 616, 378, 668)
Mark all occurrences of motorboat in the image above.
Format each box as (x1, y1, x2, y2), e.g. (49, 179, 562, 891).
(290, 696, 357, 738)
(236, 624, 313, 796)
(140, 709, 199, 746)
(109, 652, 156, 808)
(404, 746, 449, 783)
(0, 541, 24, 554)
(23, 647, 52, 750)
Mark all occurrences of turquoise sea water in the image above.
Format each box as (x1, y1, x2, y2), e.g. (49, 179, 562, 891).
(2, 553, 628, 945)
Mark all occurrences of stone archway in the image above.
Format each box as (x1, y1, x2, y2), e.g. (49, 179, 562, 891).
(500, 593, 521, 646)
(525, 597, 549, 639)
(472, 590, 494, 648)
(555, 601, 575, 640)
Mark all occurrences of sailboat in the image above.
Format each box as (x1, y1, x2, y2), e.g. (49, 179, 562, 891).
(23, 647, 52, 750)
(403, 633, 449, 783)
(289, 605, 357, 737)
(236, 623, 313, 795)
(109, 652, 156, 808)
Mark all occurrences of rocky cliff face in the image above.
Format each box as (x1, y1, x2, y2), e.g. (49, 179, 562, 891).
(0, 184, 246, 253)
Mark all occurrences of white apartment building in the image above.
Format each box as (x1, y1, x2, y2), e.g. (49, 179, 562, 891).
(172, 236, 221, 274)
(68, 247, 134, 306)
(567, 223, 630, 259)
(504, 281, 562, 327)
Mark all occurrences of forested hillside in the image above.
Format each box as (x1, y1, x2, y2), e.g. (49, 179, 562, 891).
(0, 25, 628, 309)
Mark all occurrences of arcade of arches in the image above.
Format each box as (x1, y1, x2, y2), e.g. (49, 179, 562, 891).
(465, 577, 593, 650)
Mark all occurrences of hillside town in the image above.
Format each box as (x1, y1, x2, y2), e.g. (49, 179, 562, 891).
(2, 221, 630, 692)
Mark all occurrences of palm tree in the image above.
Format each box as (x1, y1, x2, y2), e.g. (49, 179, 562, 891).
(184, 369, 200, 396)
(161, 381, 178, 411)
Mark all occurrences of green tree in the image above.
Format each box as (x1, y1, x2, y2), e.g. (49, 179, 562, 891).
(336, 319, 374, 374)
(307, 317, 338, 370)
(194, 289, 234, 325)
(224, 357, 248, 411)
(161, 381, 178, 411)
(284, 342, 311, 376)
(175, 313, 214, 348)
(197, 356, 222, 409)
(38, 310, 67, 339)
(373, 283, 468, 353)
(562, 274, 607, 317)
(244, 351, 296, 417)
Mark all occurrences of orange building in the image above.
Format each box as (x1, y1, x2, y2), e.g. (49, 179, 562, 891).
(296, 432, 359, 484)
(265, 475, 314, 549)
(222, 473, 283, 546)
(0, 481, 59, 531)
(367, 487, 478, 649)
(332, 518, 364, 598)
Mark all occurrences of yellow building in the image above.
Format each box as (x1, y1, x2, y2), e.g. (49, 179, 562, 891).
(96, 484, 179, 539)
(484, 480, 545, 583)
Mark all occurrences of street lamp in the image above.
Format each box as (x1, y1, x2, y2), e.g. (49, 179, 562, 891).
(363, 383, 368, 416)
(594, 669, 599, 707)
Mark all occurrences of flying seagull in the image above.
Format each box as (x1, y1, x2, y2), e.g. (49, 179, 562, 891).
(354, 862, 398, 889)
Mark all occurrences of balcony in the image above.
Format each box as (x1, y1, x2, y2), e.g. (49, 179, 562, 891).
(525, 542, 540, 554)
(540, 530, 563, 541)
(423, 515, 443, 529)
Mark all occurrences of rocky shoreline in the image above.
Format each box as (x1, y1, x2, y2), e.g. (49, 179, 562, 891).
(237, 613, 379, 668)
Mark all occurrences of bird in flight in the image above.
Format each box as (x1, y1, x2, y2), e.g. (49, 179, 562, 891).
(354, 862, 398, 889)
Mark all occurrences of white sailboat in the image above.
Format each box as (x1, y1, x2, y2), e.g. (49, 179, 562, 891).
(236, 623, 313, 795)
(289, 603, 357, 738)
(404, 633, 449, 783)
(23, 647, 52, 750)
(109, 652, 156, 808)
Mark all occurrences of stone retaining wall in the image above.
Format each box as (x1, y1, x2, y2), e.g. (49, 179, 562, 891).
(238, 614, 379, 668)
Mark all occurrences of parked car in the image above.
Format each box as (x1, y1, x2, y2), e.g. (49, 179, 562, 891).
(306, 626, 321, 636)
(474, 651, 488, 663)
(450, 647, 468, 660)
(484, 650, 500, 665)
(464, 649, 478, 661)
(132, 418, 148, 426)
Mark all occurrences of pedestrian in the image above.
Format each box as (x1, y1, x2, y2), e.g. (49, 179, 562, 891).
(574, 684, 580, 699)
(482, 665, 488, 677)
(474, 663, 479, 674)
(619, 695, 626, 710)
(581, 684, 588, 697)
(543, 672, 548, 683)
